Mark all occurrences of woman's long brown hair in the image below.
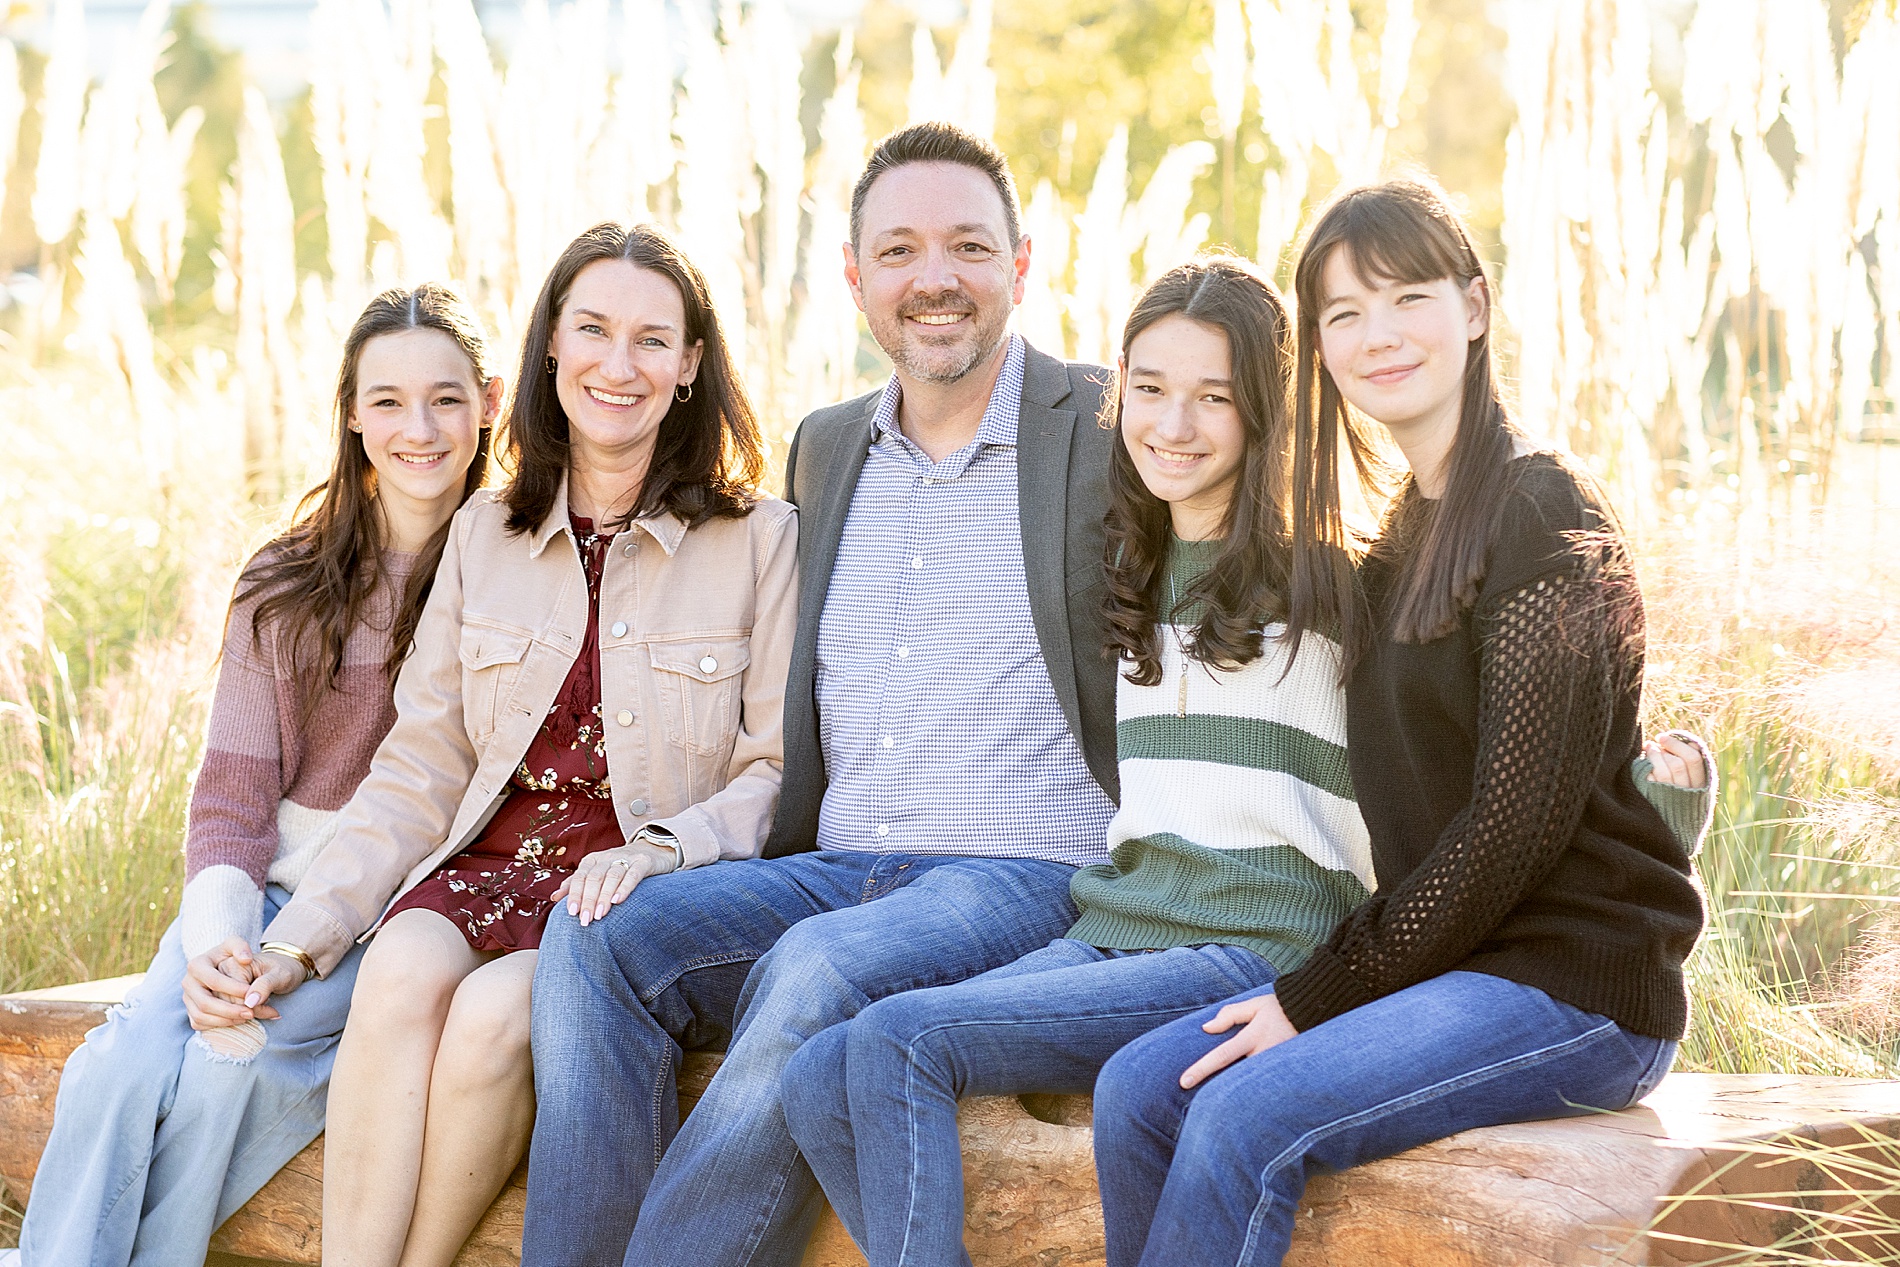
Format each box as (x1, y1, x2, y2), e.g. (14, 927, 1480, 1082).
(503, 222, 765, 535)
(237, 283, 496, 711)
(1103, 255, 1356, 685)
(1291, 179, 1523, 650)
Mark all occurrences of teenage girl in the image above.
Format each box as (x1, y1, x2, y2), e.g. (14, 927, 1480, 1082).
(1088, 179, 1710, 1267)
(15, 284, 499, 1267)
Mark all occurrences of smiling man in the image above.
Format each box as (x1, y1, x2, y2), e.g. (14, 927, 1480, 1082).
(519, 123, 1120, 1267)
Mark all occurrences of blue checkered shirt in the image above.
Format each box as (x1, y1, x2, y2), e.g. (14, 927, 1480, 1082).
(814, 335, 1116, 864)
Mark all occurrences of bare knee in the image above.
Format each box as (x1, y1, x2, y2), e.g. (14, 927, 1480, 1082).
(349, 910, 478, 1036)
(435, 955, 534, 1092)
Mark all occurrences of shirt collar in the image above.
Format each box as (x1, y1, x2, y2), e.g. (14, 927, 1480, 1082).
(870, 332, 1025, 452)
(527, 474, 690, 557)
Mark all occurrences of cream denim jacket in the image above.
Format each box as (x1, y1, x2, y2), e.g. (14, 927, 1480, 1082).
(264, 482, 799, 975)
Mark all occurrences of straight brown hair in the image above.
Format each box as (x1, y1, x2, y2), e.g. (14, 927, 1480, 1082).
(503, 223, 764, 535)
(1103, 255, 1356, 685)
(238, 283, 496, 711)
(1291, 179, 1523, 648)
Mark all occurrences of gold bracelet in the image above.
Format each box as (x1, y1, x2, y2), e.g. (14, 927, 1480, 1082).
(259, 941, 318, 982)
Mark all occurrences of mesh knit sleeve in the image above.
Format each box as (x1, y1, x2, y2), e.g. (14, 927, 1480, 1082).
(1274, 560, 1629, 1031)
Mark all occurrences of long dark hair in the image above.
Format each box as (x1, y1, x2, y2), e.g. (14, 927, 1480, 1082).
(503, 223, 765, 534)
(1103, 255, 1353, 685)
(1291, 178, 1523, 647)
(238, 283, 496, 710)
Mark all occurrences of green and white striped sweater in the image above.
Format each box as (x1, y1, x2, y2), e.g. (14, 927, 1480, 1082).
(1067, 538, 1375, 972)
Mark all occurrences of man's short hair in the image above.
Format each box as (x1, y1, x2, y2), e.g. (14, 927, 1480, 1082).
(849, 122, 1023, 252)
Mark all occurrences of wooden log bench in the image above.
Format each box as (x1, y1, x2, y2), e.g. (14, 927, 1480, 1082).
(5, 976, 1900, 1265)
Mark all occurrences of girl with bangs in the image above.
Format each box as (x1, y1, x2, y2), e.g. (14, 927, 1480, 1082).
(776, 251, 1707, 1267)
(1088, 179, 1711, 1267)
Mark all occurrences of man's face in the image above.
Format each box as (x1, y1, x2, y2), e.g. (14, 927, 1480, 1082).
(844, 161, 1031, 385)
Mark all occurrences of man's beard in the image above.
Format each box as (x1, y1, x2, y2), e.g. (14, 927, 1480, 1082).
(876, 291, 1011, 385)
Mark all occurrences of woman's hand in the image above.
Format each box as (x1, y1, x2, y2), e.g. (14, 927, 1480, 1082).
(241, 952, 309, 1013)
(555, 839, 677, 926)
(183, 937, 278, 1029)
(1642, 732, 1709, 789)
(1179, 993, 1300, 1089)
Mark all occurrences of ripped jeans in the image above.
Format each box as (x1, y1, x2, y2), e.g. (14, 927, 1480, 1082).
(19, 886, 364, 1267)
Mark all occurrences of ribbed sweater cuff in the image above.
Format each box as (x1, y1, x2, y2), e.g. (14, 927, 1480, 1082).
(1636, 731, 1718, 858)
(1273, 945, 1378, 1032)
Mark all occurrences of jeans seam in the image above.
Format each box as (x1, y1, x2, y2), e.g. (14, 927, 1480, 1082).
(1233, 1016, 1621, 1263)
(634, 949, 763, 1007)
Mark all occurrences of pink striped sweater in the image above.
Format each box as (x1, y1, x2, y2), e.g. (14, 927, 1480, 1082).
(178, 548, 418, 956)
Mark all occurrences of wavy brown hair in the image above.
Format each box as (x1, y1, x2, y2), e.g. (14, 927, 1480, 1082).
(502, 223, 765, 535)
(1103, 256, 1354, 686)
(238, 283, 496, 711)
(1291, 178, 1524, 648)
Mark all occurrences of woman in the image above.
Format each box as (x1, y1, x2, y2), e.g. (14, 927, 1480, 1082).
(778, 254, 1711, 1267)
(1089, 179, 1710, 1267)
(240, 223, 798, 1267)
(14, 284, 499, 1267)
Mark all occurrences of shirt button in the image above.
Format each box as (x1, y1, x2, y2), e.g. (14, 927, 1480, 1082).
(896, 645, 909, 659)
(616, 709, 634, 726)
(699, 655, 718, 673)
(629, 798, 648, 815)
(610, 621, 628, 638)
(880, 735, 893, 749)
(622, 542, 635, 556)
(911, 556, 923, 570)
(876, 824, 890, 838)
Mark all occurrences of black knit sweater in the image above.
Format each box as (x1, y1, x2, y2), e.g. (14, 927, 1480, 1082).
(1273, 453, 1706, 1041)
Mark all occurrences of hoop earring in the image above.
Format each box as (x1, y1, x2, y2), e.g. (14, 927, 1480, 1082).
(675, 382, 694, 402)
(545, 355, 557, 374)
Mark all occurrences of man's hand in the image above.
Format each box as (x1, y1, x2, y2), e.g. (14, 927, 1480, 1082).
(1179, 993, 1299, 1089)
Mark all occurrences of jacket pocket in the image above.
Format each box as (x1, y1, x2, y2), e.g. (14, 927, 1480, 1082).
(459, 621, 533, 743)
(649, 637, 751, 757)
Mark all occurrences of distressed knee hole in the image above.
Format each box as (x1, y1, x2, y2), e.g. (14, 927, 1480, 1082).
(194, 1019, 268, 1063)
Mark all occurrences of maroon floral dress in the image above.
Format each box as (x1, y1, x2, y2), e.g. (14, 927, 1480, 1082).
(386, 514, 627, 952)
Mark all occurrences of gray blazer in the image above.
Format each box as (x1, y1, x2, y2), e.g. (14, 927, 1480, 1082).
(763, 340, 1120, 857)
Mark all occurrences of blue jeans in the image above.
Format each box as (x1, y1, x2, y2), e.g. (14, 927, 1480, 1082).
(520, 849, 1081, 1267)
(781, 939, 1278, 1267)
(19, 886, 364, 1267)
(1093, 970, 1679, 1267)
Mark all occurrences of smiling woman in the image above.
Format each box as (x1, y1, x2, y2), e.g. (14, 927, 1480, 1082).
(242, 223, 800, 1267)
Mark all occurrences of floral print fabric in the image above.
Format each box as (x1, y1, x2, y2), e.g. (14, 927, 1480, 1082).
(385, 514, 626, 951)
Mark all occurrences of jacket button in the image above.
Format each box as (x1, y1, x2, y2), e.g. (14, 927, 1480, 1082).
(610, 621, 628, 638)
(699, 655, 718, 673)
(628, 798, 648, 814)
(616, 709, 633, 726)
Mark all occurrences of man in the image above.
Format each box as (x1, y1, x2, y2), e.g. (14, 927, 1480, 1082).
(521, 121, 1118, 1267)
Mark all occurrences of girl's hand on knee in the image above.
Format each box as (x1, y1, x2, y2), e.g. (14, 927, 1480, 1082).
(1179, 994, 1299, 1089)
(183, 938, 277, 1029)
(555, 842, 669, 927)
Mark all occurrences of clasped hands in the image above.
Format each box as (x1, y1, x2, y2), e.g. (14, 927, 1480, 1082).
(181, 938, 306, 1031)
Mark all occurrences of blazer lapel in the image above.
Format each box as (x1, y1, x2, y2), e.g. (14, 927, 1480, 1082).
(1016, 345, 1085, 742)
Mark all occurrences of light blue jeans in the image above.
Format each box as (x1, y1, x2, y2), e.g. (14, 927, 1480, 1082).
(19, 885, 364, 1267)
